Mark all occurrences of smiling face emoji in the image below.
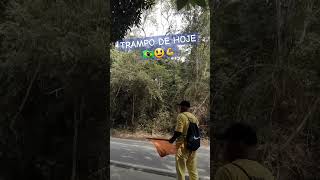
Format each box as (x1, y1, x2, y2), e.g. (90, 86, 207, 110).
(154, 48, 165, 59)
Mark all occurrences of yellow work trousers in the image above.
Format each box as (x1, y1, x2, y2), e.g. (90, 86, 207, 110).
(175, 142, 198, 180)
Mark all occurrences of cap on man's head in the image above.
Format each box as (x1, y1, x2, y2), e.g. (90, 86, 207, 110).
(177, 100, 191, 108)
(221, 122, 257, 146)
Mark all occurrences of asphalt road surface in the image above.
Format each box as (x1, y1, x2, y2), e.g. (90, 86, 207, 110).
(110, 137, 210, 179)
(111, 166, 176, 180)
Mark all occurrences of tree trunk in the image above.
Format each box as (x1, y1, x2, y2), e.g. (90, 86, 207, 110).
(276, 0, 282, 66)
(10, 61, 41, 141)
(78, 96, 88, 180)
(71, 98, 79, 180)
(131, 95, 135, 128)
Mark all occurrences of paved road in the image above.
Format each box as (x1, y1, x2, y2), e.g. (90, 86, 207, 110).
(111, 166, 176, 180)
(110, 137, 210, 179)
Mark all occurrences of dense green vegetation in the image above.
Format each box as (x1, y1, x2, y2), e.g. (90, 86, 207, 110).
(0, 0, 318, 179)
(111, 0, 155, 42)
(0, 0, 152, 179)
(0, 1, 110, 179)
(210, 0, 320, 179)
(110, 1, 210, 135)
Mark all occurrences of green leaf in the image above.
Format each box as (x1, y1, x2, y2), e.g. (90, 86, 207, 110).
(176, 0, 189, 11)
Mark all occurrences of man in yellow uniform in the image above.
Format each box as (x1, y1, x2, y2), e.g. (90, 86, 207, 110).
(169, 100, 199, 180)
(215, 122, 274, 180)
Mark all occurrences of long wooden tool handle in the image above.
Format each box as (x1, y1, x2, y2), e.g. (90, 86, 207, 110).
(146, 137, 170, 141)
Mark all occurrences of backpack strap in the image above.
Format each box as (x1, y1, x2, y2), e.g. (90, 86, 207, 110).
(182, 112, 198, 124)
(182, 112, 192, 126)
(180, 112, 191, 138)
(231, 163, 252, 180)
(182, 112, 190, 122)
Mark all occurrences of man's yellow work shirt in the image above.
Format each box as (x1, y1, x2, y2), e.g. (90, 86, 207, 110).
(215, 159, 274, 180)
(175, 112, 199, 144)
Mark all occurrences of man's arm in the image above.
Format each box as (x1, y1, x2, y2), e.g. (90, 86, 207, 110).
(169, 131, 182, 143)
(169, 114, 184, 143)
